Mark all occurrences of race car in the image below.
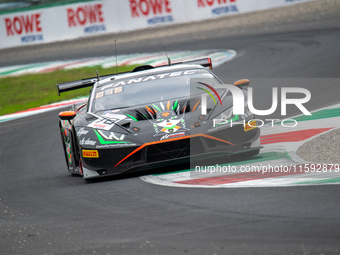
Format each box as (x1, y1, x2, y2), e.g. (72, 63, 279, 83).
(57, 57, 261, 180)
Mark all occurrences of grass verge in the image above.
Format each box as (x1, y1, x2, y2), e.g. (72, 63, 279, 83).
(0, 65, 135, 116)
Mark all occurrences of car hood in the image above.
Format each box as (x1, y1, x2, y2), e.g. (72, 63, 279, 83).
(76, 93, 235, 146)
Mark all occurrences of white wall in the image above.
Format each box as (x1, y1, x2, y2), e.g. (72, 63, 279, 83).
(0, 0, 314, 49)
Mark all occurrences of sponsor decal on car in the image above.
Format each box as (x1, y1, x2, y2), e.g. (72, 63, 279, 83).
(96, 130, 125, 141)
(100, 70, 198, 90)
(79, 137, 97, 146)
(244, 120, 257, 132)
(95, 144, 137, 149)
(82, 149, 99, 158)
(87, 114, 127, 130)
(77, 127, 89, 137)
(88, 121, 114, 131)
(160, 132, 186, 140)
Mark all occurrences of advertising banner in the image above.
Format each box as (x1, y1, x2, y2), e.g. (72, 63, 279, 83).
(1, 9, 46, 48)
(186, 0, 257, 21)
(0, 0, 315, 49)
(120, 0, 187, 31)
(0, 1, 120, 49)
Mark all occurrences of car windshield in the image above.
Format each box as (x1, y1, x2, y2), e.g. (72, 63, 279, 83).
(90, 68, 221, 112)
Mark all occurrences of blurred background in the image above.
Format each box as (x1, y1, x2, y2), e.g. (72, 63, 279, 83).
(0, 0, 78, 11)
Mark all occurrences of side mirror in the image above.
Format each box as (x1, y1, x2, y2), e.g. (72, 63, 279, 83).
(59, 111, 76, 121)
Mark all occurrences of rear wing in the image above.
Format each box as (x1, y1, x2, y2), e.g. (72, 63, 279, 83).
(56, 77, 96, 96)
(56, 57, 212, 95)
(171, 57, 212, 69)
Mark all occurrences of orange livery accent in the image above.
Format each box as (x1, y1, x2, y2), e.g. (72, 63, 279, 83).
(233, 79, 250, 87)
(145, 106, 154, 115)
(59, 111, 76, 121)
(162, 112, 170, 117)
(192, 99, 201, 112)
(114, 134, 234, 167)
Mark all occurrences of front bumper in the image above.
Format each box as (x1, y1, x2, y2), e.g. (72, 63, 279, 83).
(81, 125, 261, 180)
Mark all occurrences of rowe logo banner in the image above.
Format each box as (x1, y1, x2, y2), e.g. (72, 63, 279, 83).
(128, 0, 174, 25)
(197, 0, 239, 15)
(67, 4, 104, 27)
(66, 4, 106, 34)
(4, 13, 44, 43)
(129, 0, 172, 17)
(198, 0, 237, 7)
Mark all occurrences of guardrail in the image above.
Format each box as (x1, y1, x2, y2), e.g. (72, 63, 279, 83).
(0, 0, 313, 49)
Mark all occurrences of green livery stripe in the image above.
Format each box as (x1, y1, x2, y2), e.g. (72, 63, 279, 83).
(152, 104, 161, 112)
(94, 130, 130, 145)
(163, 125, 177, 130)
(126, 114, 138, 122)
(172, 100, 178, 111)
(232, 115, 239, 121)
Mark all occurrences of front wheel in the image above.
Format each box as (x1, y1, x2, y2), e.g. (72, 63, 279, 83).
(59, 121, 78, 175)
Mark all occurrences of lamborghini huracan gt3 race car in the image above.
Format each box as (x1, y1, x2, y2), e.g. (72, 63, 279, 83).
(57, 58, 261, 180)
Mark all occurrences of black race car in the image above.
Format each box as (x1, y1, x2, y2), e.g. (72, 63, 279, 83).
(57, 58, 261, 180)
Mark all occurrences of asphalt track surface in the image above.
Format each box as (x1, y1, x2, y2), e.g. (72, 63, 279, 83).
(1, 1, 340, 254)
